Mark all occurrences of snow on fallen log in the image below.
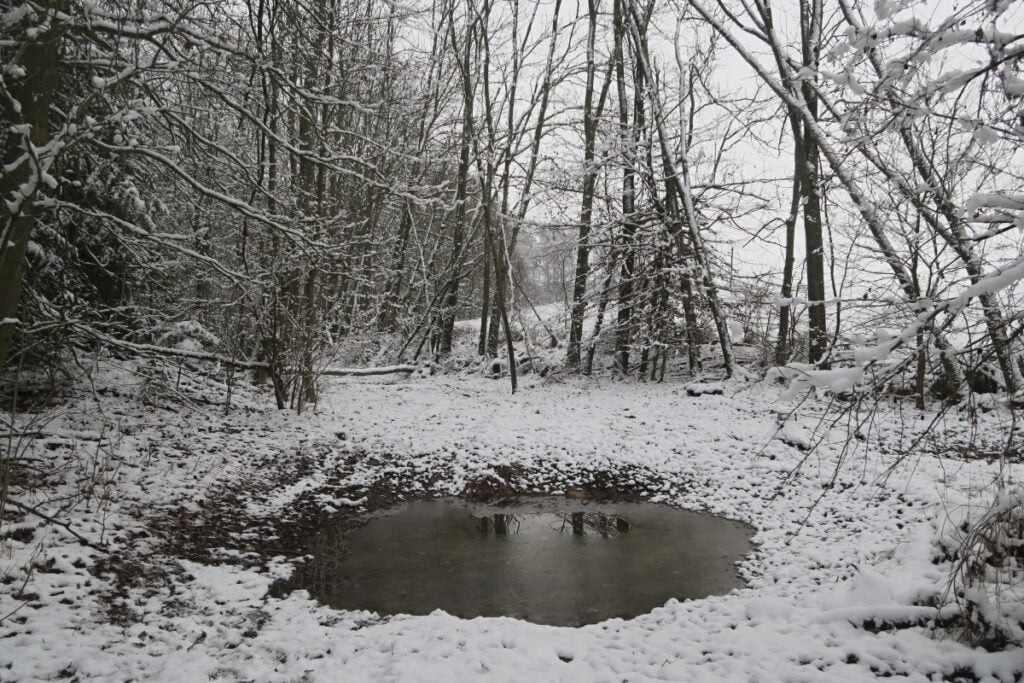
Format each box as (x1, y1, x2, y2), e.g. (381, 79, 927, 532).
(774, 420, 812, 450)
(684, 381, 725, 396)
(90, 335, 270, 370)
(83, 333, 418, 377)
(319, 365, 416, 377)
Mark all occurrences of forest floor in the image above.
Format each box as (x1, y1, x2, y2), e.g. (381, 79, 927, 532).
(1, 359, 1023, 682)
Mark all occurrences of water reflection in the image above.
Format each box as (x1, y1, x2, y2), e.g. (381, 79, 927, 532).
(478, 513, 520, 535)
(558, 511, 632, 537)
(278, 497, 754, 626)
(476, 511, 631, 537)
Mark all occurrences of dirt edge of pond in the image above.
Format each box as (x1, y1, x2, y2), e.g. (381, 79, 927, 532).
(96, 445, 707, 627)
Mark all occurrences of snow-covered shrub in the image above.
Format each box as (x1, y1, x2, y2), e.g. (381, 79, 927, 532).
(944, 486, 1024, 647)
(151, 321, 221, 353)
(134, 361, 177, 407)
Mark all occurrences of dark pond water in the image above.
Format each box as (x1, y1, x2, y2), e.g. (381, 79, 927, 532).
(285, 497, 754, 626)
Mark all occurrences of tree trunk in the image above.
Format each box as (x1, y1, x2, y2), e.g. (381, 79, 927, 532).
(680, 266, 702, 373)
(775, 138, 802, 366)
(612, 0, 640, 377)
(380, 203, 413, 332)
(438, 5, 476, 356)
(585, 257, 619, 375)
(485, 227, 505, 358)
(0, 3, 62, 372)
(566, 0, 602, 369)
(798, 0, 828, 367)
(478, 231, 492, 356)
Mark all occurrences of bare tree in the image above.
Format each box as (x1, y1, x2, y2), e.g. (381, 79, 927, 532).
(567, 0, 613, 368)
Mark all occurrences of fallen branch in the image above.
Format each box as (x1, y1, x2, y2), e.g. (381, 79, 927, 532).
(78, 328, 418, 377)
(5, 499, 104, 549)
(1, 430, 109, 442)
(320, 365, 417, 377)
(95, 335, 269, 370)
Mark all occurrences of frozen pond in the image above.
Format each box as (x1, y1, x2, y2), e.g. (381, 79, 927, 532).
(285, 497, 755, 626)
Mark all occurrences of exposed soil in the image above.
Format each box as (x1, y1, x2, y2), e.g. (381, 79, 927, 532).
(97, 441, 685, 627)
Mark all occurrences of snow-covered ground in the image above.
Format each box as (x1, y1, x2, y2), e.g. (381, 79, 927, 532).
(1, 362, 1022, 681)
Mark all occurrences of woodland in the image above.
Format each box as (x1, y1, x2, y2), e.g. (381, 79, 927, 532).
(1, 0, 1024, 679)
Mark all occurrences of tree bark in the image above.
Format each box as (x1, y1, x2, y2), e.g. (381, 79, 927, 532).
(612, 0, 639, 376)
(798, 0, 828, 366)
(478, 231, 492, 356)
(585, 256, 619, 375)
(567, 0, 606, 368)
(438, 1, 477, 356)
(0, 2, 62, 372)
(775, 147, 801, 366)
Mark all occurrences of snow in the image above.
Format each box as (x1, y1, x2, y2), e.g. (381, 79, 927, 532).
(780, 363, 867, 397)
(1004, 70, 1024, 97)
(684, 380, 725, 396)
(1, 362, 1021, 681)
(973, 125, 1001, 145)
(1, 4, 33, 27)
(727, 319, 745, 344)
(775, 420, 812, 450)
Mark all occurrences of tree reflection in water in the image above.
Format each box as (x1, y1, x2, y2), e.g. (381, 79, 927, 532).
(477, 513, 521, 535)
(280, 498, 754, 626)
(560, 512, 631, 537)
(476, 511, 631, 537)
(559, 512, 631, 536)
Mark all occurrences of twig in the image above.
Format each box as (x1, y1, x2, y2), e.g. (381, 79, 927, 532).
(5, 499, 104, 549)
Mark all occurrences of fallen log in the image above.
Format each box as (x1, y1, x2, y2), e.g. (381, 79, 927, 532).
(85, 332, 418, 377)
(89, 335, 269, 370)
(320, 365, 417, 377)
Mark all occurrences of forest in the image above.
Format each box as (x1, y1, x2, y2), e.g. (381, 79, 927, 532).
(2, 0, 1023, 680)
